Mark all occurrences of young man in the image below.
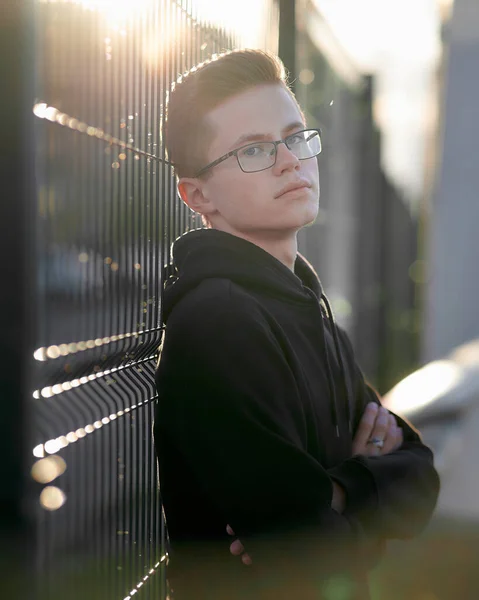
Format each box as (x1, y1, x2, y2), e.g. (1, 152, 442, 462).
(154, 50, 439, 600)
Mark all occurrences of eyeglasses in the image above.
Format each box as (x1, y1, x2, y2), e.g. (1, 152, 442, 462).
(195, 128, 322, 177)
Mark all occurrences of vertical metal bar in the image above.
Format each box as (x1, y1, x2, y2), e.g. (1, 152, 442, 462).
(159, 3, 170, 595)
(171, 3, 179, 243)
(138, 7, 150, 598)
(0, 0, 35, 598)
(278, 0, 297, 94)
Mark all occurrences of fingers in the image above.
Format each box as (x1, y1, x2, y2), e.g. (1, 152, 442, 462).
(230, 538, 244, 556)
(227, 524, 244, 555)
(352, 402, 378, 454)
(368, 406, 389, 455)
(379, 414, 404, 455)
(227, 524, 253, 565)
(390, 423, 404, 452)
(381, 414, 399, 454)
(395, 425, 404, 450)
(352, 404, 405, 457)
(229, 539, 253, 566)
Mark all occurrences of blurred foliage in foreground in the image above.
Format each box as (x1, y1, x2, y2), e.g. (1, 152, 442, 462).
(371, 517, 479, 600)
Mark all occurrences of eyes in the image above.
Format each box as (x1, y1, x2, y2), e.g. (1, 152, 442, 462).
(238, 132, 305, 158)
(287, 133, 305, 146)
(240, 144, 273, 158)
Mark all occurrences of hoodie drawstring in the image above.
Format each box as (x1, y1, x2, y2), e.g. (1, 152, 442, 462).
(320, 294, 352, 437)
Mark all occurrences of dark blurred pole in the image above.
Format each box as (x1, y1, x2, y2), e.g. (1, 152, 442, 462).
(0, 0, 36, 598)
(278, 0, 297, 94)
(354, 77, 383, 386)
(424, 0, 479, 361)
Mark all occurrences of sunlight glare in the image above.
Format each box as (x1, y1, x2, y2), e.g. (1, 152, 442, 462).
(67, 0, 155, 25)
(33, 444, 45, 458)
(384, 360, 462, 415)
(194, 0, 267, 47)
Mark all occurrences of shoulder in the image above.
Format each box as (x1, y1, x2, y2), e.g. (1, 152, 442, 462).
(166, 278, 267, 338)
(159, 280, 281, 374)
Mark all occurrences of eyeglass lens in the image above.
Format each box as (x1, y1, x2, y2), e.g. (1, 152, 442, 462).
(238, 130, 321, 173)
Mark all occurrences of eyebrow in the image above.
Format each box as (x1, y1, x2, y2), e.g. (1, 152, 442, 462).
(228, 121, 305, 151)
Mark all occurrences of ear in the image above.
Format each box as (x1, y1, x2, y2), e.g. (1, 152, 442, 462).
(177, 178, 216, 218)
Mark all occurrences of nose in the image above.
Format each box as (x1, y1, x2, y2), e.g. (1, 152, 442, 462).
(272, 141, 300, 175)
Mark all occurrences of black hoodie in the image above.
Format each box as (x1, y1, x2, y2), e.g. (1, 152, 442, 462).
(154, 229, 439, 600)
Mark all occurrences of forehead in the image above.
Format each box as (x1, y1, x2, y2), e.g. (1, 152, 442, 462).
(205, 84, 304, 154)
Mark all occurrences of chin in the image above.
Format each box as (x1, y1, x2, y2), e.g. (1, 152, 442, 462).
(296, 200, 319, 228)
(272, 203, 317, 231)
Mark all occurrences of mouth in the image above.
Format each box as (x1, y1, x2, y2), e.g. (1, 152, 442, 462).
(275, 180, 311, 199)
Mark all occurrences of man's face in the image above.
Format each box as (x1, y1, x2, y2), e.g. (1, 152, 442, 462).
(190, 84, 320, 235)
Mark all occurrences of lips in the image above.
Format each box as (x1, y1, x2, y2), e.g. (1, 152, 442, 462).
(275, 180, 311, 198)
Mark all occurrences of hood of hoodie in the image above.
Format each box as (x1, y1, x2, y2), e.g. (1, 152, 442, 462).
(163, 229, 323, 323)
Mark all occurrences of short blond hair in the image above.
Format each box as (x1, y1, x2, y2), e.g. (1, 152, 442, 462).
(164, 49, 296, 178)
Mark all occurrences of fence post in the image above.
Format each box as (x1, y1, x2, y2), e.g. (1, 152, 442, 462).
(0, 0, 36, 598)
(278, 0, 297, 94)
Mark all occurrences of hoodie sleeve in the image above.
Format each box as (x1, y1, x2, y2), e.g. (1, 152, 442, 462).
(327, 330, 440, 540)
(155, 287, 361, 565)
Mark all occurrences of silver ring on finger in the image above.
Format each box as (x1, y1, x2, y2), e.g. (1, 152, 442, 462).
(367, 437, 384, 449)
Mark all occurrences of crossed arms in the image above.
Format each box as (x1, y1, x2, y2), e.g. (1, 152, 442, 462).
(155, 293, 440, 567)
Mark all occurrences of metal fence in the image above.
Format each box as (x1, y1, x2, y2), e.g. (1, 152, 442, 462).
(1, 1, 418, 599)
(4, 2, 275, 599)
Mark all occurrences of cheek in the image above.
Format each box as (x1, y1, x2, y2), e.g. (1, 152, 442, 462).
(210, 173, 260, 215)
(209, 171, 241, 199)
(223, 173, 269, 204)
(302, 159, 320, 187)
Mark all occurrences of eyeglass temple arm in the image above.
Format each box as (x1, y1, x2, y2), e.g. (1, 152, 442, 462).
(195, 150, 238, 177)
(305, 130, 320, 142)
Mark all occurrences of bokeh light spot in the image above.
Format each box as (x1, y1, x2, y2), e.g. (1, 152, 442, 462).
(40, 486, 66, 511)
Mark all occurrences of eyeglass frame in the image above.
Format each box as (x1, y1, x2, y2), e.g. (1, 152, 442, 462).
(194, 128, 322, 178)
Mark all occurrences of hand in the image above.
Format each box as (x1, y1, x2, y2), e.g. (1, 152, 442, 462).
(331, 480, 346, 513)
(226, 524, 252, 565)
(226, 404, 402, 564)
(352, 402, 403, 457)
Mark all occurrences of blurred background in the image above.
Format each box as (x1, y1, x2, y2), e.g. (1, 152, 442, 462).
(1, 0, 478, 598)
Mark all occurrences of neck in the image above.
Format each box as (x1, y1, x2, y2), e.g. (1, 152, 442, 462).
(211, 225, 298, 271)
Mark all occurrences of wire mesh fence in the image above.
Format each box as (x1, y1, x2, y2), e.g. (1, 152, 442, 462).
(29, 2, 275, 599)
